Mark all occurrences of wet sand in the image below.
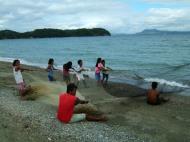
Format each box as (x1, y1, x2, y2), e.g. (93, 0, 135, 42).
(0, 61, 190, 142)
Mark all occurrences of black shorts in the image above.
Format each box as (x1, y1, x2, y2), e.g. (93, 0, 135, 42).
(103, 73, 109, 80)
(147, 99, 161, 105)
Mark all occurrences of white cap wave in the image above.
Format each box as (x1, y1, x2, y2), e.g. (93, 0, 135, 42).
(144, 78, 189, 88)
(0, 57, 46, 68)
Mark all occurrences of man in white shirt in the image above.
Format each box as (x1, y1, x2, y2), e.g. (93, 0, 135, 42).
(75, 59, 90, 87)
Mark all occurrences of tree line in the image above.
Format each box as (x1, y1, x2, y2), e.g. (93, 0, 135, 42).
(0, 28, 111, 39)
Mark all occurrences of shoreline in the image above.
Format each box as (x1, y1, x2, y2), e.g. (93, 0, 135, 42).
(0, 61, 190, 142)
(0, 57, 189, 95)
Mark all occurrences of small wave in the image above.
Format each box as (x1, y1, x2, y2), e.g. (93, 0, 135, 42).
(0, 57, 15, 63)
(0, 57, 46, 69)
(133, 73, 144, 80)
(172, 63, 190, 70)
(144, 78, 189, 88)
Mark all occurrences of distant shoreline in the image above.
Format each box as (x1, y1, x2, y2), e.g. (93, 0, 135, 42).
(112, 29, 190, 36)
(135, 29, 190, 35)
(0, 28, 111, 40)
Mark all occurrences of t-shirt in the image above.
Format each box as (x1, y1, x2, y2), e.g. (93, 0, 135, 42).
(13, 67, 24, 84)
(57, 93, 76, 123)
(63, 64, 69, 76)
(75, 65, 85, 80)
(95, 63, 103, 74)
(47, 65, 54, 77)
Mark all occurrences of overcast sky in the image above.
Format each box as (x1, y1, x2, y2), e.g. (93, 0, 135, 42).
(0, 0, 190, 33)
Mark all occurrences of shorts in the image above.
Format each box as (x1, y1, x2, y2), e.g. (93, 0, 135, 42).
(69, 113, 86, 123)
(103, 73, 109, 80)
(48, 75, 54, 81)
(95, 73, 101, 81)
(17, 82, 26, 91)
(76, 74, 84, 81)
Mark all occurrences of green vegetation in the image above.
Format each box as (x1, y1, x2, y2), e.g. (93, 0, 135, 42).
(0, 28, 111, 39)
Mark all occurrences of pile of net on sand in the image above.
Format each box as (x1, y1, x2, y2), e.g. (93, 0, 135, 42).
(23, 81, 102, 115)
(23, 81, 66, 101)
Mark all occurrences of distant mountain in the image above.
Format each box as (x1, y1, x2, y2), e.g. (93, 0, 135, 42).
(136, 29, 190, 35)
(0, 28, 111, 39)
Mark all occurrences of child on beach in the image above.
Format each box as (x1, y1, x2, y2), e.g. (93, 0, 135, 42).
(46, 58, 57, 81)
(147, 82, 169, 105)
(75, 59, 89, 87)
(57, 83, 107, 123)
(95, 58, 103, 84)
(63, 61, 75, 84)
(95, 58, 107, 85)
(12, 59, 32, 97)
(101, 60, 110, 85)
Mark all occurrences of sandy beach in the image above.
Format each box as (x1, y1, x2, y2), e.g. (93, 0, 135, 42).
(0, 61, 190, 142)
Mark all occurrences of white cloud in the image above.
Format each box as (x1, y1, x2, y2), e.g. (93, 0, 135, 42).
(0, 0, 190, 33)
(0, 0, 131, 33)
(142, 8, 190, 31)
(144, 0, 190, 3)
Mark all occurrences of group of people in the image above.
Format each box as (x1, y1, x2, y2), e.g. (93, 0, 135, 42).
(12, 58, 110, 124)
(46, 58, 111, 86)
(12, 58, 168, 124)
(12, 57, 111, 97)
(46, 58, 90, 86)
(95, 58, 110, 85)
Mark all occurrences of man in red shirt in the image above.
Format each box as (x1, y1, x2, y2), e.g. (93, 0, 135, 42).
(57, 83, 107, 123)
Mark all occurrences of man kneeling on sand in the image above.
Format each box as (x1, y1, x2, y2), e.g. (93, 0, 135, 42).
(57, 83, 107, 123)
(147, 82, 169, 105)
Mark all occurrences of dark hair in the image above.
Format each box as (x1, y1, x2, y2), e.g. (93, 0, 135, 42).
(67, 61, 72, 69)
(96, 58, 102, 67)
(48, 58, 54, 64)
(67, 83, 78, 93)
(78, 59, 82, 65)
(12, 59, 20, 66)
(63, 63, 66, 69)
(152, 82, 158, 89)
(101, 60, 105, 66)
(63, 61, 72, 70)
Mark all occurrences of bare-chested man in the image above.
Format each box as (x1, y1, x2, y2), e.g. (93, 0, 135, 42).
(147, 82, 168, 105)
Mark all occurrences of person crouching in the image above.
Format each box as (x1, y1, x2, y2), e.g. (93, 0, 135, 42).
(57, 83, 107, 123)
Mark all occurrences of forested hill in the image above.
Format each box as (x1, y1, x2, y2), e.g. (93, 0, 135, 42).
(0, 28, 111, 39)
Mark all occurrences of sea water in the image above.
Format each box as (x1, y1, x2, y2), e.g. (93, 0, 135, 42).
(0, 34, 190, 95)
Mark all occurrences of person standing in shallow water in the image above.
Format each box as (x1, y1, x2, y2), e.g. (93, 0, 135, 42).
(147, 82, 169, 105)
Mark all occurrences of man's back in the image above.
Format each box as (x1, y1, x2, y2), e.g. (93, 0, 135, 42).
(147, 89, 159, 105)
(57, 93, 76, 123)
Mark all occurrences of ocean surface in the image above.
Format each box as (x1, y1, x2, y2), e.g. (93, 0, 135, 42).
(0, 34, 190, 95)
